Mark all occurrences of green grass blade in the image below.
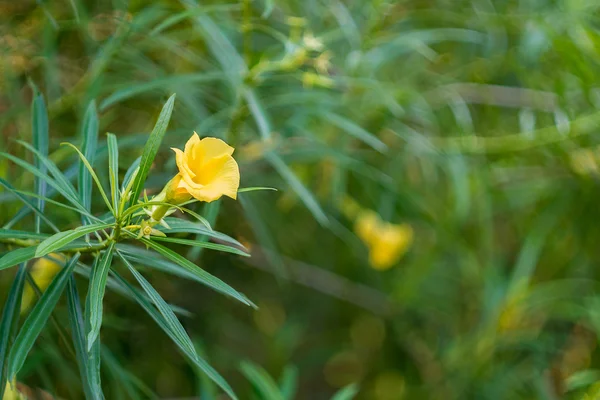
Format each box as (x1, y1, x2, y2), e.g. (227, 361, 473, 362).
(110, 263, 238, 400)
(7, 254, 80, 381)
(31, 92, 49, 233)
(35, 222, 112, 258)
(0, 177, 59, 232)
(85, 242, 115, 351)
(128, 94, 176, 208)
(0, 246, 38, 272)
(0, 264, 26, 400)
(137, 238, 253, 307)
(239, 360, 284, 400)
(106, 133, 120, 211)
(66, 276, 100, 400)
(79, 101, 99, 213)
(150, 236, 249, 257)
(330, 383, 359, 400)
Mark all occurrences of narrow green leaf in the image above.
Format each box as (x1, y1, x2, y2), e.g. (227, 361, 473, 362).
(121, 157, 141, 192)
(31, 92, 49, 233)
(0, 177, 59, 232)
(279, 365, 298, 400)
(265, 152, 329, 226)
(0, 246, 37, 272)
(66, 276, 100, 400)
(110, 265, 238, 400)
(84, 256, 103, 399)
(7, 254, 80, 380)
(0, 265, 27, 400)
(158, 217, 245, 248)
(107, 133, 120, 210)
(64, 143, 114, 214)
(16, 140, 79, 204)
(0, 229, 48, 241)
(238, 187, 278, 193)
(322, 111, 387, 153)
(35, 223, 112, 258)
(129, 94, 176, 208)
(80, 101, 99, 213)
(85, 242, 115, 350)
(330, 383, 359, 400)
(151, 236, 249, 257)
(244, 90, 271, 139)
(137, 238, 253, 307)
(240, 361, 284, 400)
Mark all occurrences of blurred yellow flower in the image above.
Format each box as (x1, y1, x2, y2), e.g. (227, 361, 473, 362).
(3, 380, 22, 400)
(355, 210, 413, 270)
(21, 253, 65, 314)
(171, 133, 240, 203)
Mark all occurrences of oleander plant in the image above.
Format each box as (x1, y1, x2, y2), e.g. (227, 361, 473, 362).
(0, 93, 267, 399)
(6, 0, 600, 399)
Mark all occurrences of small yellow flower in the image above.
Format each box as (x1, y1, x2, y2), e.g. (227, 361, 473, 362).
(303, 32, 324, 51)
(355, 210, 413, 270)
(3, 380, 22, 400)
(21, 253, 65, 313)
(171, 133, 240, 203)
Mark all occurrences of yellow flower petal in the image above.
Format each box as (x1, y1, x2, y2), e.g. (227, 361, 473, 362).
(354, 210, 413, 270)
(171, 134, 240, 203)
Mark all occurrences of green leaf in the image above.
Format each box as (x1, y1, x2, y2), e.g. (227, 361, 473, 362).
(0, 265, 26, 400)
(31, 92, 49, 233)
(35, 222, 112, 258)
(128, 94, 176, 209)
(240, 360, 284, 400)
(85, 242, 115, 350)
(79, 101, 99, 212)
(0, 229, 48, 241)
(244, 89, 271, 139)
(322, 111, 387, 153)
(121, 157, 141, 193)
(0, 156, 83, 223)
(0, 246, 37, 272)
(7, 254, 80, 381)
(0, 177, 59, 232)
(158, 217, 245, 248)
(151, 236, 249, 257)
(85, 256, 103, 399)
(110, 262, 238, 400)
(17, 140, 78, 205)
(64, 143, 114, 215)
(279, 365, 298, 400)
(137, 238, 254, 307)
(330, 383, 359, 400)
(100, 74, 221, 109)
(66, 276, 101, 400)
(107, 133, 120, 210)
(238, 187, 278, 193)
(264, 152, 329, 226)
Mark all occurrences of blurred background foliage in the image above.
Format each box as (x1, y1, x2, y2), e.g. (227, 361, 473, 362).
(3, 0, 600, 398)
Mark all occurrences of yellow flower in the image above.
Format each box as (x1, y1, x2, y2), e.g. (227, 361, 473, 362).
(3, 380, 22, 400)
(355, 210, 413, 270)
(21, 253, 65, 314)
(171, 133, 240, 203)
